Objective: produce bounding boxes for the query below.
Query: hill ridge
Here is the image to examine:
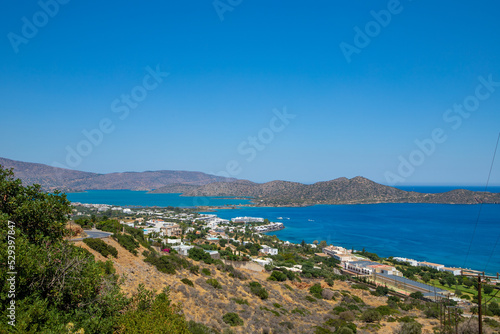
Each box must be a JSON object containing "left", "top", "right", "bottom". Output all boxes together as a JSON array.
[{"left": 2, "top": 156, "right": 499, "bottom": 206}]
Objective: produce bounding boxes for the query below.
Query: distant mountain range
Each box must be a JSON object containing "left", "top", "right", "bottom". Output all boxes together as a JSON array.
[
  {"left": 0, "top": 157, "right": 236, "bottom": 192},
  {"left": 1, "top": 157, "right": 499, "bottom": 206}
]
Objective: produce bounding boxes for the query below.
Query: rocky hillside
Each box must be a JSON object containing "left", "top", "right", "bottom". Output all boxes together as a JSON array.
[
  {"left": 0, "top": 157, "right": 236, "bottom": 191},
  {"left": 151, "top": 176, "right": 500, "bottom": 206},
  {"left": 75, "top": 237, "right": 439, "bottom": 334}
]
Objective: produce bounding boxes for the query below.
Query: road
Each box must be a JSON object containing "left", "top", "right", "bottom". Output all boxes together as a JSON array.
[{"left": 69, "top": 229, "right": 113, "bottom": 241}]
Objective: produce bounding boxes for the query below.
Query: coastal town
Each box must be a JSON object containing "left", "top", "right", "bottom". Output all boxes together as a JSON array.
[{"left": 71, "top": 202, "right": 497, "bottom": 306}]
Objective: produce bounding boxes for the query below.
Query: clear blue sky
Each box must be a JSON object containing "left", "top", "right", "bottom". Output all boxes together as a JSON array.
[{"left": 1, "top": 0, "right": 499, "bottom": 185}]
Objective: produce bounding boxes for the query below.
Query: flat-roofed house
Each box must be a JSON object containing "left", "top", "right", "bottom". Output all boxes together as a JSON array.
[
  {"left": 260, "top": 245, "right": 278, "bottom": 255},
  {"left": 418, "top": 261, "right": 445, "bottom": 271},
  {"left": 442, "top": 267, "right": 462, "bottom": 276}
]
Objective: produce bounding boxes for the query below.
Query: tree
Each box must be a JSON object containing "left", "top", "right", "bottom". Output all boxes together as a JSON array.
[
  {"left": 117, "top": 287, "right": 191, "bottom": 333},
  {"left": 301, "top": 240, "right": 306, "bottom": 248},
  {"left": 319, "top": 240, "right": 327, "bottom": 249},
  {"left": 313, "top": 240, "right": 319, "bottom": 245},
  {"left": 219, "top": 239, "right": 227, "bottom": 247},
  {"left": 483, "top": 284, "right": 494, "bottom": 295},
  {"left": 0, "top": 167, "right": 71, "bottom": 244},
  {"left": 409, "top": 291, "right": 424, "bottom": 300},
  {"left": 0, "top": 166, "right": 193, "bottom": 333}
]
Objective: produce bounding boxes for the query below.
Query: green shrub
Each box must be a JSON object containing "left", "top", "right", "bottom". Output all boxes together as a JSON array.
[
  {"left": 338, "top": 328, "right": 354, "bottom": 334},
  {"left": 376, "top": 305, "right": 398, "bottom": 316},
  {"left": 268, "top": 270, "right": 287, "bottom": 282},
  {"left": 190, "top": 265, "right": 199, "bottom": 275},
  {"left": 188, "top": 247, "right": 214, "bottom": 264},
  {"left": 314, "top": 326, "right": 333, "bottom": 334},
  {"left": 361, "top": 309, "right": 382, "bottom": 323},
  {"left": 351, "top": 283, "right": 369, "bottom": 290},
  {"left": 284, "top": 284, "right": 293, "bottom": 291},
  {"left": 399, "top": 302, "right": 414, "bottom": 311},
  {"left": 291, "top": 307, "right": 310, "bottom": 316},
  {"left": 333, "top": 306, "right": 347, "bottom": 314},
  {"left": 310, "top": 283, "right": 323, "bottom": 299},
  {"left": 144, "top": 252, "right": 191, "bottom": 275},
  {"left": 187, "top": 320, "right": 220, "bottom": 334},
  {"left": 398, "top": 316, "right": 417, "bottom": 323},
  {"left": 260, "top": 306, "right": 280, "bottom": 317},
  {"left": 201, "top": 268, "right": 211, "bottom": 276},
  {"left": 181, "top": 278, "right": 194, "bottom": 287},
  {"left": 305, "top": 295, "right": 317, "bottom": 302},
  {"left": 117, "top": 287, "right": 191, "bottom": 333},
  {"left": 83, "top": 237, "right": 118, "bottom": 258},
  {"left": 374, "top": 285, "right": 389, "bottom": 296},
  {"left": 249, "top": 281, "right": 268, "bottom": 299},
  {"left": 339, "top": 311, "right": 355, "bottom": 322},
  {"left": 395, "top": 322, "right": 422, "bottom": 334},
  {"left": 222, "top": 312, "right": 243, "bottom": 327},
  {"left": 273, "top": 303, "right": 282, "bottom": 308},
  {"left": 409, "top": 291, "right": 424, "bottom": 300},
  {"left": 352, "top": 295, "right": 364, "bottom": 304},
  {"left": 206, "top": 278, "right": 222, "bottom": 289},
  {"left": 231, "top": 298, "right": 249, "bottom": 305},
  {"left": 113, "top": 233, "right": 140, "bottom": 255},
  {"left": 347, "top": 304, "right": 360, "bottom": 311}
]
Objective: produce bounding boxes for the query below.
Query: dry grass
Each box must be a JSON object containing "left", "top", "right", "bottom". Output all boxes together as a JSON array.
[{"left": 75, "top": 238, "right": 443, "bottom": 333}]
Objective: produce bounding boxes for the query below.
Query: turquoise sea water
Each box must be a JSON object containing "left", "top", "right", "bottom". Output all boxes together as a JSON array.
[
  {"left": 211, "top": 204, "right": 500, "bottom": 275},
  {"left": 66, "top": 189, "right": 500, "bottom": 274},
  {"left": 66, "top": 190, "right": 251, "bottom": 207}
]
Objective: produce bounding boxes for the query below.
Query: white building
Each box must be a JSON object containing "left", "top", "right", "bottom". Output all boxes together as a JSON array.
[
  {"left": 253, "top": 258, "right": 273, "bottom": 266},
  {"left": 232, "top": 217, "right": 265, "bottom": 223},
  {"left": 260, "top": 245, "right": 278, "bottom": 256},
  {"left": 418, "top": 261, "right": 445, "bottom": 271},
  {"left": 442, "top": 267, "right": 462, "bottom": 276},
  {"left": 120, "top": 220, "right": 135, "bottom": 227},
  {"left": 393, "top": 257, "right": 418, "bottom": 266},
  {"left": 165, "top": 238, "right": 182, "bottom": 245},
  {"left": 171, "top": 245, "right": 193, "bottom": 256},
  {"left": 323, "top": 245, "right": 353, "bottom": 262},
  {"left": 254, "top": 222, "right": 284, "bottom": 232},
  {"left": 143, "top": 227, "right": 161, "bottom": 235}
]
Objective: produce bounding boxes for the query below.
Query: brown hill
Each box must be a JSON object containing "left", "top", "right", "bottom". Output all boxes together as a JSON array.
[
  {"left": 152, "top": 176, "right": 500, "bottom": 206},
  {"left": 74, "top": 236, "right": 438, "bottom": 333},
  {"left": 0, "top": 157, "right": 236, "bottom": 191},
  {"left": 2, "top": 157, "right": 499, "bottom": 206}
]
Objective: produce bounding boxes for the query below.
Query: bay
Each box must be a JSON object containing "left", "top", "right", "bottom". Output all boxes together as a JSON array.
[
  {"left": 66, "top": 190, "right": 251, "bottom": 207},
  {"left": 211, "top": 204, "right": 500, "bottom": 275},
  {"left": 65, "top": 190, "right": 500, "bottom": 274}
]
